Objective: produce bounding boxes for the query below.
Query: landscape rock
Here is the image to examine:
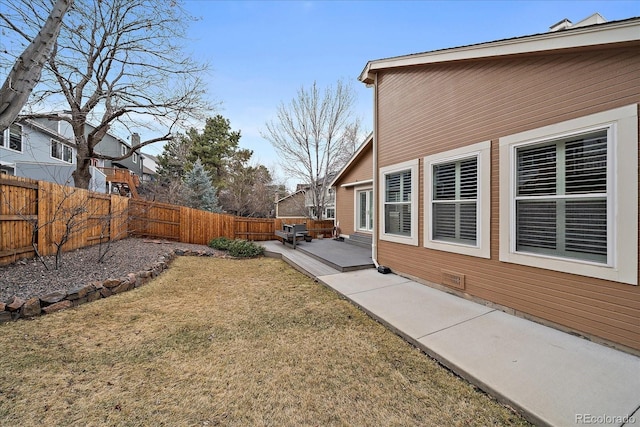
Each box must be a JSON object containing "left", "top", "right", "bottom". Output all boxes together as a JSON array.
[
  {"left": 21, "top": 297, "right": 41, "bottom": 317},
  {"left": 39, "top": 291, "right": 67, "bottom": 306},
  {"left": 67, "top": 284, "right": 94, "bottom": 300},
  {"left": 5, "top": 296, "right": 25, "bottom": 312},
  {"left": 42, "top": 300, "right": 72, "bottom": 314},
  {"left": 103, "top": 278, "right": 121, "bottom": 289},
  {"left": 87, "top": 291, "right": 101, "bottom": 302},
  {"left": 72, "top": 297, "right": 88, "bottom": 307},
  {"left": 100, "top": 287, "right": 113, "bottom": 298},
  {"left": 0, "top": 311, "right": 12, "bottom": 323}
]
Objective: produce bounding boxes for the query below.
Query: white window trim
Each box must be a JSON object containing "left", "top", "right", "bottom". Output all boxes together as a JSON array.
[
  {"left": 379, "top": 159, "right": 419, "bottom": 246},
  {"left": 499, "top": 104, "right": 638, "bottom": 285},
  {"left": 354, "top": 186, "right": 374, "bottom": 234},
  {"left": 132, "top": 152, "right": 138, "bottom": 164},
  {"left": 424, "top": 140, "right": 491, "bottom": 258},
  {"left": 50, "top": 139, "right": 74, "bottom": 164},
  {"left": 2, "top": 124, "right": 23, "bottom": 153},
  {"left": 121, "top": 143, "right": 127, "bottom": 156}
]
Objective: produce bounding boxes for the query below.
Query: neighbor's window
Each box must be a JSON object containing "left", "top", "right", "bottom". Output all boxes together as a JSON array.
[
  {"left": 133, "top": 152, "right": 138, "bottom": 164},
  {"left": 380, "top": 159, "right": 419, "bottom": 245},
  {"left": 51, "top": 140, "right": 73, "bottom": 163},
  {"left": 515, "top": 129, "right": 608, "bottom": 263},
  {"left": 1, "top": 124, "right": 23, "bottom": 152},
  {"left": 121, "top": 143, "right": 127, "bottom": 156}
]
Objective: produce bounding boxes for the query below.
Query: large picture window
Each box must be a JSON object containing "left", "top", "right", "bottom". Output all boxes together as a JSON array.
[
  {"left": 499, "top": 104, "right": 637, "bottom": 285},
  {"left": 515, "top": 130, "right": 607, "bottom": 263},
  {"left": 380, "top": 159, "right": 419, "bottom": 245}
]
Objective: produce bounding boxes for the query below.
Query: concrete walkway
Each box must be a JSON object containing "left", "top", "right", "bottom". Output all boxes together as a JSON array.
[{"left": 263, "top": 241, "right": 640, "bottom": 427}]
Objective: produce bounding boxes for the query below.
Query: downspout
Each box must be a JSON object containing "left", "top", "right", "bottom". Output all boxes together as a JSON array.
[{"left": 371, "top": 73, "right": 379, "bottom": 268}]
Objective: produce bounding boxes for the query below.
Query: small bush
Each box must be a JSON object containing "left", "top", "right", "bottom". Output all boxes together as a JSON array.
[
  {"left": 228, "top": 239, "right": 264, "bottom": 258},
  {"left": 208, "top": 237, "right": 233, "bottom": 251}
]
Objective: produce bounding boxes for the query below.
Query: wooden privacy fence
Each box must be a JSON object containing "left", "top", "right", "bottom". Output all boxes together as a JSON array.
[{"left": 0, "top": 175, "right": 335, "bottom": 265}]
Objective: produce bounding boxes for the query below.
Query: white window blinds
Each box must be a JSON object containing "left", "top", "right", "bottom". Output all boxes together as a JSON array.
[{"left": 515, "top": 129, "right": 608, "bottom": 263}]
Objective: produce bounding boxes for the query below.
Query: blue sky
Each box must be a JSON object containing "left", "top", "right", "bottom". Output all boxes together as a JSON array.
[{"left": 144, "top": 0, "right": 639, "bottom": 182}]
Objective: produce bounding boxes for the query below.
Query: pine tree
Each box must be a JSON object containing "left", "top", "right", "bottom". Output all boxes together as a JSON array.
[{"left": 183, "top": 159, "right": 222, "bottom": 213}]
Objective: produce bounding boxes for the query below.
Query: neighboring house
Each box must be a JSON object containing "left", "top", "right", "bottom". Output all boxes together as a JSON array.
[
  {"left": 275, "top": 189, "right": 307, "bottom": 218},
  {"left": 278, "top": 177, "right": 337, "bottom": 220},
  {"left": 0, "top": 113, "right": 143, "bottom": 195},
  {"left": 304, "top": 183, "right": 336, "bottom": 220},
  {"left": 358, "top": 14, "right": 640, "bottom": 353},
  {"left": 0, "top": 118, "right": 106, "bottom": 192},
  {"left": 141, "top": 153, "right": 159, "bottom": 183},
  {"left": 330, "top": 133, "right": 373, "bottom": 242}
]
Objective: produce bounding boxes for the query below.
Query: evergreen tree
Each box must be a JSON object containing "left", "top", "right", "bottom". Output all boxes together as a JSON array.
[
  {"left": 156, "top": 134, "right": 193, "bottom": 181},
  {"left": 187, "top": 115, "right": 253, "bottom": 186},
  {"left": 183, "top": 159, "right": 222, "bottom": 213}
]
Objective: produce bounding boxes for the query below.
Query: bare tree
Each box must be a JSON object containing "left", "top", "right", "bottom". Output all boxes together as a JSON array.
[
  {"left": 2, "top": 0, "right": 210, "bottom": 189},
  {"left": 262, "top": 80, "right": 359, "bottom": 220},
  {"left": 0, "top": 0, "right": 73, "bottom": 129}
]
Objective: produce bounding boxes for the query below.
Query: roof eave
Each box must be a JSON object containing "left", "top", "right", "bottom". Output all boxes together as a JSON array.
[
  {"left": 358, "top": 18, "right": 640, "bottom": 83},
  {"left": 330, "top": 132, "right": 374, "bottom": 187}
]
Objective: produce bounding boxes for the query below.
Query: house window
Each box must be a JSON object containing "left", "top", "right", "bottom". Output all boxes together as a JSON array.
[
  {"left": 499, "top": 104, "right": 637, "bottom": 285},
  {"left": 1, "top": 124, "right": 23, "bottom": 152},
  {"left": 424, "top": 140, "right": 490, "bottom": 258},
  {"left": 51, "top": 140, "right": 74, "bottom": 163},
  {"left": 325, "top": 208, "right": 335, "bottom": 219},
  {"left": 515, "top": 130, "right": 607, "bottom": 263},
  {"left": 380, "top": 159, "right": 419, "bottom": 245},
  {"left": 132, "top": 152, "right": 138, "bottom": 164},
  {"left": 432, "top": 158, "right": 477, "bottom": 244},
  {"left": 121, "top": 143, "right": 127, "bottom": 156}
]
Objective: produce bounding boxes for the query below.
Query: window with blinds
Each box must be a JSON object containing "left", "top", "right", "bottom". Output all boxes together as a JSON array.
[
  {"left": 384, "top": 170, "right": 412, "bottom": 236},
  {"left": 515, "top": 129, "right": 608, "bottom": 263},
  {"left": 432, "top": 157, "right": 478, "bottom": 245}
]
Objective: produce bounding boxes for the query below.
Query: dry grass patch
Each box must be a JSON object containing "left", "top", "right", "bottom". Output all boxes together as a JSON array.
[{"left": 0, "top": 257, "right": 531, "bottom": 426}]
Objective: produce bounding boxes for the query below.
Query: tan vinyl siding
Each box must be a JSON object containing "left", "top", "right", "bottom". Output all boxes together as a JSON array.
[
  {"left": 375, "top": 45, "right": 640, "bottom": 352},
  {"left": 334, "top": 145, "right": 373, "bottom": 236}
]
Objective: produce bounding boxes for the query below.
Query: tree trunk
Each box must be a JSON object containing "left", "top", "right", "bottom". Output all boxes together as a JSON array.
[
  {"left": 0, "top": 0, "right": 73, "bottom": 129},
  {"left": 72, "top": 141, "right": 92, "bottom": 189}
]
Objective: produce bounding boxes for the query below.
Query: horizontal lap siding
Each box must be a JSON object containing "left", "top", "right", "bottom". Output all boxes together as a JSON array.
[
  {"left": 335, "top": 145, "right": 373, "bottom": 235},
  {"left": 375, "top": 46, "right": 640, "bottom": 351},
  {"left": 335, "top": 186, "right": 355, "bottom": 235}
]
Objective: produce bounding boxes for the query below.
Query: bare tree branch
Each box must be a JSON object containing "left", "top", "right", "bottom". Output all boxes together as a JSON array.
[
  {"left": 262, "top": 80, "right": 361, "bottom": 220},
  {"left": 0, "top": 0, "right": 73, "bottom": 129},
  {"left": 3, "top": 0, "right": 211, "bottom": 189}
]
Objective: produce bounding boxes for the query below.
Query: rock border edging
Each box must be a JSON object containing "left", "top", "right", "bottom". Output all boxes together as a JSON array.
[{"left": 0, "top": 248, "right": 214, "bottom": 323}]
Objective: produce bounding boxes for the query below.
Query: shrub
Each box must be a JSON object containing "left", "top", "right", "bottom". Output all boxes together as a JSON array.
[
  {"left": 228, "top": 239, "right": 264, "bottom": 258},
  {"left": 208, "top": 237, "right": 233, "bottom": 251}
]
